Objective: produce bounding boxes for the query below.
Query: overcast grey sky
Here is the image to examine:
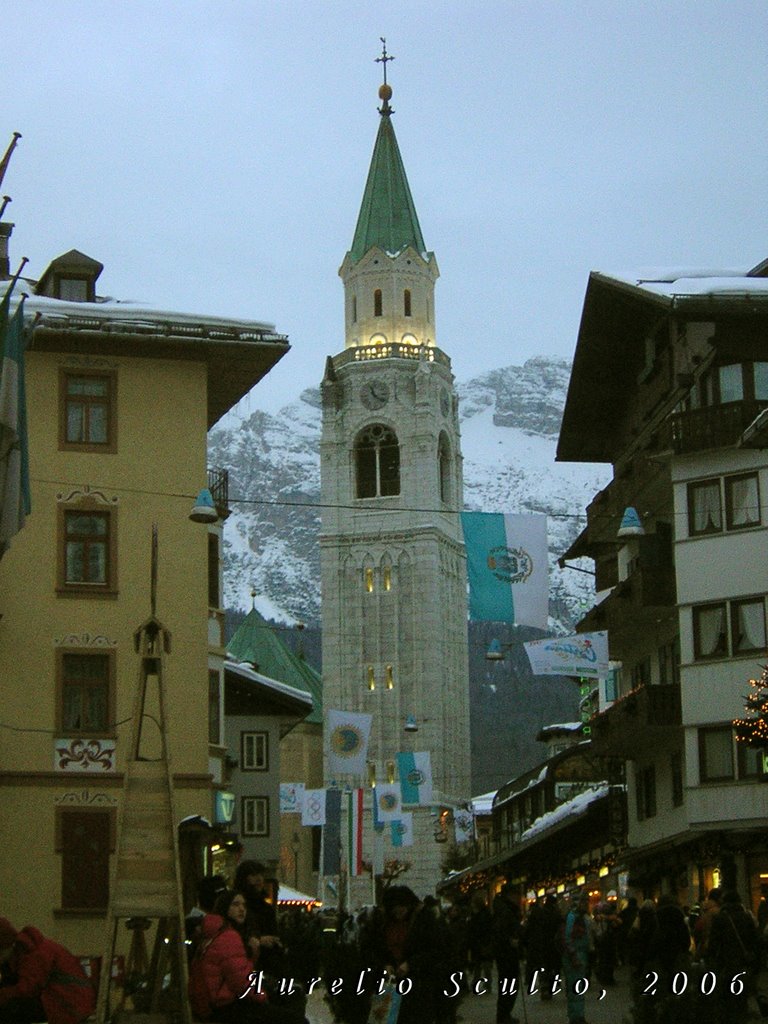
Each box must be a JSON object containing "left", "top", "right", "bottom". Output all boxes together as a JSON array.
[{"left": 3, "top": 1, "right": 766, "bottom": 415}]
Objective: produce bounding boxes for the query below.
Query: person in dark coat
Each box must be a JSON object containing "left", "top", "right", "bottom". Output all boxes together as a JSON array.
[
  {"left": 0, "top": 918, "right": 95, "bottom": 1024},
  {"left": 625, "top": 900, "right": 658, "bottom": 1024},
  {"left": 466, "top": 892, "right": 493, "bottom": 987},
  {"left": 707, "top": 889, "right": 760, "bottom": 1024},
  {"left": 359, "top": 886, "right": 448, "bottom": 1024},
  {"left": 523, "top": 894, "right": 561, "bottom": 1000},
  {"left": 491, "top": 885, "right": 522, "bottom": 1024}
]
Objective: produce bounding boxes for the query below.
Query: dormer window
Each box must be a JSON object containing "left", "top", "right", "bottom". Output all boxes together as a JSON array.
[
  {"left": 35, "top": 249, "right": 103, "bottom": 303},
  {"left": 57, "top": 277, "right": 91, "bottom": 302}
]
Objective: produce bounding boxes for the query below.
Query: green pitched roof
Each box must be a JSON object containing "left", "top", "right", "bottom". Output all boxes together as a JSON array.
[
  {"left": 348, "top": 108, "right": 426, "bottom": 265},
  {"left": 227, "top": 609, "right": 322, "bottom": 725}
]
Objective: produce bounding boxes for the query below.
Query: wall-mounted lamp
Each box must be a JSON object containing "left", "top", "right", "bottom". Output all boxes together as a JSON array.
[{"left": 189, "top": 488, "right": 218, "bottom": 524}]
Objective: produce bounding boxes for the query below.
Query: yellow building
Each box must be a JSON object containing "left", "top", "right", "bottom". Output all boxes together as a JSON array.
[{"left": 0, "top": 241, "right": 288, "bottom": 957}]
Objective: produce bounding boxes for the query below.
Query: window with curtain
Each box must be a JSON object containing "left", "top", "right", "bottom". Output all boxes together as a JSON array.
[
  {"left": 699, "top": 726, "right": 734, "bottom": 782},
  {"left": 731, "top": 598, "right": 766, "bottom": 654},
  {"left": 754, "top": 361, "right": 768, "bottom": 401},
  {"left": 60, "top": 652, "right": 110, "bottom": 733},
  {"left": 725, "top": 473, "right": 760, "bottom": 530},
  {"left": 719, "top": 364, "right": 744, "bottom": 403},
  {"left": 693, "top": 603, "right": 728, "bottom": 659},
  {"left": 688, "top": 479, "right": 722, "bottom": 535}
]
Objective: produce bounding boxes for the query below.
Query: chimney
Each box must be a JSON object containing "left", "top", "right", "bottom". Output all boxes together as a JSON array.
[{"left": 0, "top": 221, "right": 12, "bottom": 279}]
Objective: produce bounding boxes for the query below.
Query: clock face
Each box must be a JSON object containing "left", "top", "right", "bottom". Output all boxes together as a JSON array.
[
  {"left": 360, "top": 380, "right": 390, "bottom": 410},
  {"left": 440, "top": 389, "right": 450, "bottom": 417}
]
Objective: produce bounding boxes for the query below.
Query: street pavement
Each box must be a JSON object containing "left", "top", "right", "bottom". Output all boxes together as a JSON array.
[{"left": 306, "top": 964, "right": 635, "bottom": 1024}]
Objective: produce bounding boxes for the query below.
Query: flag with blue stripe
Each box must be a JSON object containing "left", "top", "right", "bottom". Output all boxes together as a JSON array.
[
  {"left": 461, "top": 511, "right": 548, "bottom": 628},
  {"left": 397, "top": 751, "right": 433, "bottom": 806}
]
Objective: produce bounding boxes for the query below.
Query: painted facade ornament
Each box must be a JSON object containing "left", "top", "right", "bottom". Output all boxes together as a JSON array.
[{"left": 54, "top": 737, "right": 116, "bottom": 772}]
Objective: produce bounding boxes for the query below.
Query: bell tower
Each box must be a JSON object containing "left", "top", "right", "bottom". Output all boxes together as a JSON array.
[{"left": 320, "top": 51, "right": 471, "bottom": 897}]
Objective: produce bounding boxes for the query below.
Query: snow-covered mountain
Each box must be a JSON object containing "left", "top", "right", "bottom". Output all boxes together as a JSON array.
[{"left": 208, "top": 356, "right": 610, "bottom": 630}]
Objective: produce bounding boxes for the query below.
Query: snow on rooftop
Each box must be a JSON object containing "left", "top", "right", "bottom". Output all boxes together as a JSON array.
[
  {"left": 540, "top": 722, "right": 583, "bottom": 734},
  {"left": 599, "top": 267, "right": 768, "bottom": 301},
  {"left": 224, "top": 657, "right": 313, "bottom": 706},
  {"left": 14, "top": 285, "right": 277, "bottom": 333},
  {"left": 471, "top": 790, "right": 497, "bottom": 814},
  {"left": 520, "top": 783, "right": 608, "bottom": 842}
]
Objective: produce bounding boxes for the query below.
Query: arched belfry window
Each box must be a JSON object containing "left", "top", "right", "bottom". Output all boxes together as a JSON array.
[
  {"left": 438, "top": 433, "right": 451, "bottom": 503},
  {"left": 374, "top": 289, "right": 383, "bottom": 317},
  {"left": 404, "top": 289, "right": 412, "bottom": 317},
  {"left": 355, "top": 425, "right": 400, "bottom": 498}
]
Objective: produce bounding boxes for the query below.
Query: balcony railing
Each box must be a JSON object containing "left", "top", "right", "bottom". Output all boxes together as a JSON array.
[
  {"left": 207, "top": 467, "right": 229, "bottom": 513},
  {"left": 589, "top": 684, "right": 682, "bottom": 758},
  {"left": 667, "top": 400, "right": 768, "bottom": 454},
  {"left": 332, "top": 343, "right": 451, "bottom": 370}
]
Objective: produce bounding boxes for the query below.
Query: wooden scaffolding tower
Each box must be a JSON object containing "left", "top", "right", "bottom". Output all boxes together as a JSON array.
[{"left": 96, "top": 528, "right": 192, "bottom": 1024}]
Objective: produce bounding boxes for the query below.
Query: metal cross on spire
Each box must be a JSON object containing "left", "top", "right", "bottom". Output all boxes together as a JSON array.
[{"left": 376, "top": 37, "right": 394, "bottom": 85}]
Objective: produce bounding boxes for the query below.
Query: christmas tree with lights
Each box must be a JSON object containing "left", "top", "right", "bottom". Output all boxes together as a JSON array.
[{"left": 733, "top": 665, "right": 768, "bottom": 750}]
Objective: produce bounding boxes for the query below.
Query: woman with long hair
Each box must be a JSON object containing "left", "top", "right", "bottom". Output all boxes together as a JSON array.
[{"left": 188, "top": 889, "right": 304, "bottom": 1024}]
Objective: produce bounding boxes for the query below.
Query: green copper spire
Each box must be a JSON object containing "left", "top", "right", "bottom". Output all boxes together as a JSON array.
[{"left": 347, "top": 64, "right": 427, "bottom": 265}]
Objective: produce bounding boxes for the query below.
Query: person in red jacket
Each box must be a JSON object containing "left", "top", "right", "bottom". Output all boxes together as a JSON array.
[
  {"left": 0, "top": 917, "right": 95, "bottom": 1024},
  {"left": 188, "top": 892, "right": 304, "bottom": 1024}
]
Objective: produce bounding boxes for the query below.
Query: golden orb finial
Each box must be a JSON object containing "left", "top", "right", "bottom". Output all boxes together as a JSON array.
[{"left": 379, "top": 83, "right": 393, "bottom": 102}]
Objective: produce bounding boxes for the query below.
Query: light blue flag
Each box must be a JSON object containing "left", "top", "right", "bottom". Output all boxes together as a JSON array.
[
  {"left": 461, "top": 511, "right": 548, "bottom": 628},
  {"left": 397, "top": 751, "right": 433, "bottom": 806},
  {"left": 390, "top": 813, "right": 413, "bottom": 847}
]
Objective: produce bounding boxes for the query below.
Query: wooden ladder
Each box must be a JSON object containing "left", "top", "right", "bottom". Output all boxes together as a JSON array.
[{"left": 96, "top": 529, "right": 192, "bottom": 1024}]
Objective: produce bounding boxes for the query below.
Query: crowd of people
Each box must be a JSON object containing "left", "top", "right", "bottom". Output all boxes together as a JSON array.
[{"left": 1, "top": 876, "right": 767, "bottom": 1024}]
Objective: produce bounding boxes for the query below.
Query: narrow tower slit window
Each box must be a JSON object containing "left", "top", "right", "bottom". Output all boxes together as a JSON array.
[
  {"left": 367, "top": 665, "right": 376, "bottom": 690},
  {"left": 385, "top": 664, "right": 394, "bottom": 689},
  {"left": 365, "top": 567, "right": 374, "bottom": 592},
  {"left": 374, "top": 289, "right": 383, "bottom": 316},
  {"left": 404, "top": 289, "right": 411, "bottom": 316},
  {"left": 438, "top": 434, "right": 451, "bottom": 504},
  {"left": 352, "top": 295, "right": 357, "bottom": 323},
  {"left": 383, "top": 566, "right": 392, "bottom": 591}
]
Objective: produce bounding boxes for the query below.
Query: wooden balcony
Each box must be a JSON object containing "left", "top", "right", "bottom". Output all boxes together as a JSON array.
[
  {"left": 667, "top": 400, "right": 768, "bottom": 454},
  {"left": 589, "top": 684, "right": 682, "bottom": 758},
  {"left": 207, "top": 466, "right": 229, "bottom": 515}
]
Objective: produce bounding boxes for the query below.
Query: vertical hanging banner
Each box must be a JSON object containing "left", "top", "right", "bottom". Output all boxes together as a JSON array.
[
  {"left": 327, "top": 710, "right": 372, "bottom": 776},
  {"left": 454, "top": 808, "right": 474, "bottom": 844},
  {"left": 301, "top": 788, "right": 327, "bottom": 826},
  {"left": 347, "top": 788, "right": 364, "bottom": 876},
  {"left": 461, "top": 511, "right": 549, "bottom": 628},
  {"left": 0, "top": 294, "right": 31, "bottom": 555},
  {"left": 279, "top": 783, "right": 305, "bottom": 814},
  {"left": 322, "top": 788, "right": 342, "bottom": 875},
  {"left": 390, "top": 813, "right": 414, "bottom": 848},
  {"left": 397, "top": 751, "right": 434, "bottom": 806},
  {"left": 374, "top": 783, "right": 402, "bottom": 822}
]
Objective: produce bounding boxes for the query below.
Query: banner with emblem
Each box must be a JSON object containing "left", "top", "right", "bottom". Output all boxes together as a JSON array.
[
  {"left": 454, "top": 808, "right": 474, "bottom": 844},
  {"left": 280, "top": 782, "right": 305, "bottom": 814},
  {"left": 523, "top": 631, "right": 609, "bottom": 678},
  {"left": 461, "top": 511, "right": 548, "bottom": 628},
  {"left": 301, "top": 788, "right": 327, "bottom": 826},
  {"left": 397, "top": 751, "right": 434, "bottom": 806},
  {"left": 373, "top": 783, "right": 402, "bottom": 822},
  {"left": 390, "top": 813, "right": 414, "bottom": 848},
  {"left": 327, "top": 709, "right": 372, "bottom": 776}
]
